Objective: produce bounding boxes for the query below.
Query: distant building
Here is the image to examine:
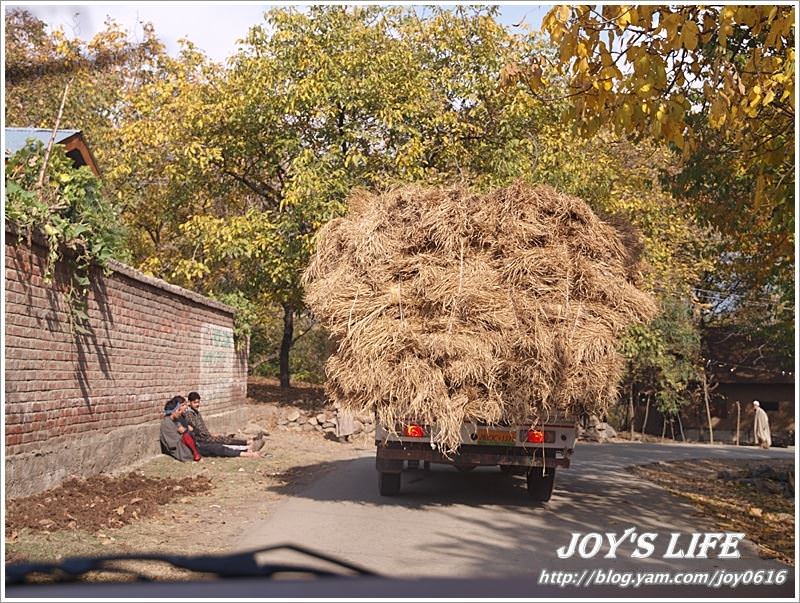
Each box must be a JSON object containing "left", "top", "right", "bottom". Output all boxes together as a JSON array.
[
  {"left": 697, "top": 363, "right": 795, "bottom": 444},
  {"left": 684, "top": 326, "right": 794, "bottom": 445},
  {"left": 635, "top": 328, "right": 794, "bottom": 445},
  {"left": 4, "top": 127, "right": 100, "bottom": 176}
]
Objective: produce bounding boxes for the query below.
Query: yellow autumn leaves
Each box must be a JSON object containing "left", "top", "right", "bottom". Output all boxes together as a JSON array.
[{"left": 533, "top": 5, "right": 794, "bottom": 156}]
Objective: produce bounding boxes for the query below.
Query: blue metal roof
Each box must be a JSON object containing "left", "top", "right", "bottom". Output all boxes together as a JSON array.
[{"left": 5, "top": 128, "right": 81, "bottom": 157}]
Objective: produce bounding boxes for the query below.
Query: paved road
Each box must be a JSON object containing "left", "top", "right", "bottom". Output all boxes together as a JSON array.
[{"left": 239, "top": 442, "right": 794, "bottom": 594}]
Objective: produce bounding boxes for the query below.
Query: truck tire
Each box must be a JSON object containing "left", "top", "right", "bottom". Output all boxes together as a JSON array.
[
  {"left": 378, "top": 471, "right": 401, "bottom": 496},
  {"left": 526, "top": 467, "right": 556, "bottom": 502}
]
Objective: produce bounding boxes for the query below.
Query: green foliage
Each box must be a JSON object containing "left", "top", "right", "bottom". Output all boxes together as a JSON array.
[
  {"left": 522, "top": 5, "right": 795, "bottom": 363},
  {"left": 249, "top": 309, "right": 335, "bottom": 384},
  {"left": 621, "top": 296, "right": 702, "bottom": 415},
  {"left": 7, "top": 6, "right": 789, "bottom": 398},
  {"left": 5, "top": 140, "right": 126, "bottom": 331},
  {"left": 670, "top": 145, "right": 794, "bottom": 361}
]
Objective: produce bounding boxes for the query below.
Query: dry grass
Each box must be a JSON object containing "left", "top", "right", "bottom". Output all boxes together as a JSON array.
[{"left": 303, "top": 182, "right": 655, "bottom": 453}]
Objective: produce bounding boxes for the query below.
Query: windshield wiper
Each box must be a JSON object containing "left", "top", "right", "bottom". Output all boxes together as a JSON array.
[{"left": 5, "top": 543, "right": 379, "bottom": 584}]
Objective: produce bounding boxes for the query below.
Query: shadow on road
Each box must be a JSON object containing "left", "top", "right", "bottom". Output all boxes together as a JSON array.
[
  {"left": 267, "top": 442, "right": 793, "bottom": 511},
  {"left": 267, "top": 453, "right": 711, "bottom": 536},
  {"left": 248, "top": 443, "right": 794, "bottom": 594},
  {"left": 271, "top": 456, "right": 545, "bottom": 508}
]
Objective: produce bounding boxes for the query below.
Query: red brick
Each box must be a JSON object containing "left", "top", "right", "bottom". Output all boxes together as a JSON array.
[{"left": 5, "top": 236, "right": 247, "bottom": 441}]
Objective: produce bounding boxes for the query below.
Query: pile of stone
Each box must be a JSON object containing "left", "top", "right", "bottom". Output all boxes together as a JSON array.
[
  {"left": 276, "top": 407, "right": 376, "bottom": 438},
  {"left": 718, "top": 464, "right": 794, "bottom": 498},
  {"left": 577, "top": 416, "right": 618, "bottom": 442}
]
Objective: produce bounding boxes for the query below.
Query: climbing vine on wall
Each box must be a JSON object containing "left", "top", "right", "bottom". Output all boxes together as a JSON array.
[{"left": 5, "top": 140, "right": 126, "bottom": 332}]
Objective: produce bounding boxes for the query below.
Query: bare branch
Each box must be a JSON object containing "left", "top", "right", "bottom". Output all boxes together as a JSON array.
[{"left": 36, "top": 76, "right": 74, "bottom": 192}]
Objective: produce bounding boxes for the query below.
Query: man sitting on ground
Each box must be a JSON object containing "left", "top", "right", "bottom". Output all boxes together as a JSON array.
[
  {"left": 160, "top": 397, "right": 261, "bottom": 461},
  {"left": 185, "top": 391, "right": 265, "bottom": 452},
  {"left": 160, "top": 398, "right": 200, "bottom": 462}
]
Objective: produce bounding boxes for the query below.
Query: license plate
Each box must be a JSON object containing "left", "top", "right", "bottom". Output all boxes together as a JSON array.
[{"left": 476, "top": 428, "right": 515, "bottom": 444}]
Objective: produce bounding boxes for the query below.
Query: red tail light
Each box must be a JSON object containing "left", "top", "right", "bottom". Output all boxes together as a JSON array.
[
  {"left": 526, "top": 429, "right": 545, "bottom": 443},
  {"left": 403, "top": 424, "right": 425, "bottom": 438}
]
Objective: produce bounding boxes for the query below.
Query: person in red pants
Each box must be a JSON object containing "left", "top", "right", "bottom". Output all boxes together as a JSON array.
[
  {"left": 160, "top": 396, "right": 260, "bottom": 461},
  {"left": 160, "top": 397, "right": 201, "bottom": 461}
]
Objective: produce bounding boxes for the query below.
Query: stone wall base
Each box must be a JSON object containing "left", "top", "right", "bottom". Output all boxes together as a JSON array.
[{"left": 5, "top": 407, "right": 248, "bottom": 498}]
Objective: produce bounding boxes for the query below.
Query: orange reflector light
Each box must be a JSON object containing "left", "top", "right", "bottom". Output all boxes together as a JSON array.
[
  {"left": 526, "top": 429, "right": 545, "bottom": 444},
  {"left": 403, "top": 424, "right": 425, "bottom": 438}
]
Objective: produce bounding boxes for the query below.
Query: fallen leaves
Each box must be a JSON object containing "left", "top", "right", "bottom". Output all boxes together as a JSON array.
[
  {"left": 632, "top": 459, "right": 794, "bottom": 565},
  {"left": 6, "top": 473, "right": 213, "bottom": 536}
]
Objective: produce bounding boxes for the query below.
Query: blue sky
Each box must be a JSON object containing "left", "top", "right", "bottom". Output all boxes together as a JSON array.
[{"left": 11, "top": 3, "right": 552, "bottom": 63}]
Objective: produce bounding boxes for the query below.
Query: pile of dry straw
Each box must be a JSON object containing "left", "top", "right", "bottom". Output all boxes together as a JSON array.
[{"left": 303, "top": 182, "right": 656, "bottom": 452}]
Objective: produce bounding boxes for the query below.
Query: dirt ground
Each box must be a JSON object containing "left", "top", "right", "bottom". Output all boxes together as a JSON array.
[
  {"left": 632, "top": 459, "right": 795, "bottom": 565},
  {"left": 246, "top": 376, "right": 326, "bottom": 411},
  {"left": 6, "top": 474, "right": 212, "bottom": 536},
  {"left": 8, "top": 381, "right": 793, "bottom": 581},
  {"left": 5, "top": 380, "right": 370, "bottom": 580}
]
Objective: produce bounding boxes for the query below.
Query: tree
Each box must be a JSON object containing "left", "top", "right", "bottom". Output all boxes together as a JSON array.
[
  {"left": 505, "top": 3, "right": 794, "bottom": 373},
  {"left": 8, "top": 6, "right": 746, "bottom": 397},
  {"left": 159, "top": 6, "right": 556, "bottom": 387},
  {"left": 5, "top": 9, "right": 176, "bottom": 274},
  {"left": 5, "top": 9, "right": 166, "bottom": 152},
  {"left": 620, "top": 296, "right": 703, "bottom": 439},
  {"left": 109, "top": 6, "right": 718, "bottom": 388},
  {"left": 101, "top": 41, "right": 226, "bottom": 274}
]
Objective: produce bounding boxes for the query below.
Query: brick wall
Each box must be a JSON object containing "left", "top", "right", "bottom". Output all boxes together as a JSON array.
[{"left": 4, "top": 230, "right": 248, "bottom": 497}]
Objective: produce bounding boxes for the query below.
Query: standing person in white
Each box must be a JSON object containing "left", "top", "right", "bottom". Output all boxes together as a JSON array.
[{"left": 752, "top": 400, "right": 772, "bottom": 449}]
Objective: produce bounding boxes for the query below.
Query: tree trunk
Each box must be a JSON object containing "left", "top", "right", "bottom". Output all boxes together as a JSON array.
[
  {"left": 735, "top": 401, "right": 741, "bottom": 446},
  {"left": 660, "top": 416, "right": 666, "bottom": 442},
  {"left": 677, "top": 412, "right": 686, "bottom": 442},
  {"left": 641, "top": 394, "right": 651, "bottom": 435},
  {"left": 279, "top": 303, "right": 294, "bottom": 389},
  {"left": 702, "top": 371, "right": 714, "bottom": 444},
  {"left": 629, "top": 385, "right": 635, "bottom": 441},
  {"left": 669, "top": 417, "right": 676, "bottom": 440}
]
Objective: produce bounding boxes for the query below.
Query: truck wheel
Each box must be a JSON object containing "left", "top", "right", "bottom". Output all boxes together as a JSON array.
[
  {"left": 526, "top": 467, "right": 556, "bottom": 502},
  {"left": 378, "top": 472, "right": 401, "bottom": 496}
]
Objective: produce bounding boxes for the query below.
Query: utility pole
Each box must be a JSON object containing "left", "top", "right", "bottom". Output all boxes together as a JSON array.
[
  {"left": 629, "top": 385, "right": 635, "bottom": 441},
  {"left": 702, "top": 364, "right": 714, "bottom": 445}
]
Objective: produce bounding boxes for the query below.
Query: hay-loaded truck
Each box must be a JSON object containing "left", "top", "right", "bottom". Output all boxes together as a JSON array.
[
  {"left": 375, "top": 419, "right": 577, "bottom": 501},
  {"left": 302, "top": 183, "right": 653, "bottom": 504}
]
